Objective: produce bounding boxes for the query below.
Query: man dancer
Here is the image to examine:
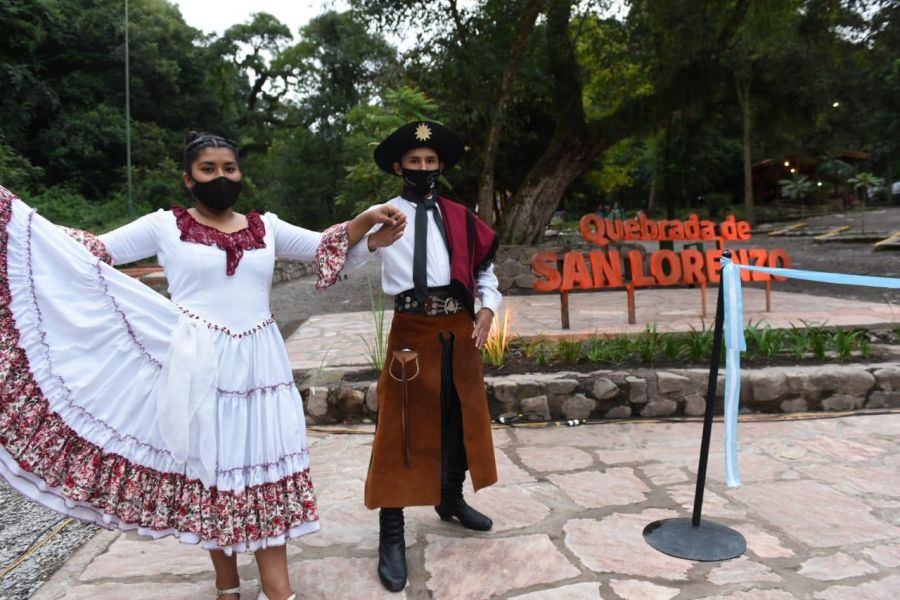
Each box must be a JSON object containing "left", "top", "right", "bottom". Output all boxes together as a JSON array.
[{"left": 364, "top": 121, "right": 501, "bottom": 592}]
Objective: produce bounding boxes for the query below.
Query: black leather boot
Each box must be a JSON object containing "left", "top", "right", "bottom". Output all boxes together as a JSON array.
[
  {"left": 434, "top": 468, "right": 493, "bottom": 531},
  {"left": 378, "top": 508, "right": 407, "bottom": 592}
]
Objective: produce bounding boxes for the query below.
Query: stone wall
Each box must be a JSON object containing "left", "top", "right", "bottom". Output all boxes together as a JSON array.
[
  {"left": 272, "top": 259, "right": 317, "bottom": 284},
  {"left": 295, "top": 362, "right": 900, "bottom": 425}
]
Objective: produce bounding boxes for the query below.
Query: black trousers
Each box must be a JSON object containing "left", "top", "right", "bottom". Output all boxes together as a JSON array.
[{"left": 439, "top": 331, "right": 468, "bottom": 479}]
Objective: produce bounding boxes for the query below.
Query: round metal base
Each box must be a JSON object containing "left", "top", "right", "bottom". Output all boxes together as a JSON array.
[{"left": 643, "top": 518, "right": 746, "bottom": 561}]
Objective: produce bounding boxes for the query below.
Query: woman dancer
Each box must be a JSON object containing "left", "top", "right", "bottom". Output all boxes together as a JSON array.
[{"left": 0, "top": 132, "right": 405, "bottom": 600}]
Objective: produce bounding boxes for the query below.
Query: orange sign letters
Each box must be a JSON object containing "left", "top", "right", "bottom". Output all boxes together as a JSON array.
[{"left": 532, "top": 214, "right": 791, "bottom": 293}]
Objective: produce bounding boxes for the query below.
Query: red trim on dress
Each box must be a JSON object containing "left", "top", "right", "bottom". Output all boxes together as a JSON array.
[
  {"left": 0, "top": 188, "right": 318, "bottom": 549},
  {"left": 172, "top": 206, "right": 266, "bottom": 276}
]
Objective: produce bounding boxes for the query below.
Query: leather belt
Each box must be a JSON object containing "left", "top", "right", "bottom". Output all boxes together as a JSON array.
[{"left": 394, "top": 287, "right": 465, "bottom": 316}]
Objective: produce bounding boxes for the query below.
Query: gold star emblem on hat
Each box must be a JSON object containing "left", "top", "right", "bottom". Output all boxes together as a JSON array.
[{"left": 414, "top": 123, "right": 432, "bottom": 142}]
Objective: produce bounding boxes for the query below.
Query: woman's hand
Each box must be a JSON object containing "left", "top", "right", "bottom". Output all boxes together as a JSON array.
[
  {"left": 367, "top": 204, "right": 407, "bottom": 228},
  {"left": 472, "top": 308, "right": 494, "bottom": 349}
]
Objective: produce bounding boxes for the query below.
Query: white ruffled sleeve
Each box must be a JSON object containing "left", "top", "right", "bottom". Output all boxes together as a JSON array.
[
  {"left": 268, "top": 213, "right": 370, "bottom": 289},
  {"left": 98, "top": 210, "right": 164, "bottom": 265}
]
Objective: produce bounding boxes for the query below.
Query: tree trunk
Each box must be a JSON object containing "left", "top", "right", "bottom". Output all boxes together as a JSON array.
[
  {"left": 735, "top": 76, "right": 755, "bottom": 224},
  {"left": 500, "top": 134, "right": 604, "bottom": 244},
  {"left": 476, "top": 0, "right": 544, "bottom": 225},
  {"left": 646, "top": 170, "right": 657, "bottom": 216},
  {"left": 500, "top": 0, "right": 588, "bottom": 244}
]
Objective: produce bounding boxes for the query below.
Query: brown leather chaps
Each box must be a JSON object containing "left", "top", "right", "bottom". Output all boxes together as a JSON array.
[{"left": 364, "top": 311, "right": 497, "bottom": 509}]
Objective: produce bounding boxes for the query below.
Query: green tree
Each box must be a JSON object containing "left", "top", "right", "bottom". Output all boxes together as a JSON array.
[
  {"left": 212, "top": 12, "right": 295, "bottom": 154},
  {"left": 779, "top": 174, "right": 813, "bottom": 202}
]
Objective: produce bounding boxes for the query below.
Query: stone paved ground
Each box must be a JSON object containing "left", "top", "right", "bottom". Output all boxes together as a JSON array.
[{"left": 32, "top": 412, "right": 900, "bottom": 599}]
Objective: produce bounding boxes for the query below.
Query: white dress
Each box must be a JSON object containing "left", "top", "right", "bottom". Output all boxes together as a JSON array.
[{"left": 0, "top": 185, "right": 361, "bottom": 553}]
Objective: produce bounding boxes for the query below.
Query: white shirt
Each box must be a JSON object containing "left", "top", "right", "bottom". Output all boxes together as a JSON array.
[
  {"left": 368, "top": 197, "right": 502, "bottom": 314},
  {"left": 99, "top": 210, "right": 371, "bottom": 331}
]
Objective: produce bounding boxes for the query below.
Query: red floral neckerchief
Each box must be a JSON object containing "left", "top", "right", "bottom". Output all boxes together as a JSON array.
[{"left": 172, "top": 206, "right": 266, "bottom": 276}]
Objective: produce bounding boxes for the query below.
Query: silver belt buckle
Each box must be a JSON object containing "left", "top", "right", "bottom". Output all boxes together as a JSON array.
[
  {"left": 432, "top": 296, "right": 460, "bottom": 315},
  {"left": 426, "top": 296, "right": 439, "bottom": 316}
]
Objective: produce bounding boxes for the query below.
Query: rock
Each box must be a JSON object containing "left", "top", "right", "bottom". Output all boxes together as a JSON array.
[
  {"left": 515, "top": 379, "right": 543, "bottom": 398},
  {"left": 713, "top": 372, "right": 752, "bottom": 400},
  {"left": 626, "top": 376, "right": 648, "bottom": 404},
  {"left": 797, "top": 552, "right": 877, "bottom": 581},
  {"left": 520, "top": 395, "right": 551, "bottom": 420},
  {"left": 492, "top": 381, "right": 518, "bottom": 413},
  {"left": 809, "top": 367, "right": 875, "bottom": 397},
  {"left": 822, "top": 394, "right": 863, "bottom": 411},
  {"left": 641, "top": 398, "right": 677, "bottom": 417},
  {"left": 338, "top": 387, "right": 365, "bottom": 420},
  {"left": 656, "top": 372, "right": 690, "bottom": 394},
  {"left": 547, "top": 378, "right": 578, "bottom": 395},
  {"left": 873, "top": 366, "right": 900, "bottom": 391},
  {"left": 684, "top": 393, "right": 706, "bottom": 416},
  {"left": 307, "top": 388, "right": 329, "bottom": 418},
  {"left": 867, "top": 391, "right": 900, "bottom": 409},
  {"left": 784, "top": 369, "right": 811, "bottom": 393},
  {"left": 514, "top": 274, "right": 536, "bottom": 289},
  {"left": 497, "top": 275, "right": 514, "bottom": 293},
  {"left": 498, "top": 257, "right": 522, "bottom": 271},
  {"left": 715, "top": 374, "right": 725, "bottom": 397},
  {"left": 780, "top": 398, "right": 808, "bottom": 413},
  {"left": 562, "top": 394, "right": 595, "bottom": 421},
  {"left": 605, "top": 405, "right": 632, "bottom": 419},
  {"left": 592, "top": 378, "right": 619, "bottom": 400},
  {"left": 365, "top": 382, "right": 378, "bottom": 413},
  {"left": 751, "top": 369, "right": 787, "bottom": 402}
]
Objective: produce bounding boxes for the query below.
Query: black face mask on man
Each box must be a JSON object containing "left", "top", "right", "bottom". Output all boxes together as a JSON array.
[
  {"left": 191, "top": 176, "right": 243, "bottom": 210},
  {"left": 401, "top": 168, "right": 440, "bottom": 197}
]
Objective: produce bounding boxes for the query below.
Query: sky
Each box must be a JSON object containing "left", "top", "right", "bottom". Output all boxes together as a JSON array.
[{"left": 172, "top": 0, "right": 349, "bottom": 36}]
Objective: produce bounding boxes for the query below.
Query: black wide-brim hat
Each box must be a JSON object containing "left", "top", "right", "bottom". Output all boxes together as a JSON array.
[{"left": 373, "top": 121, "right": 464, "bottom": 175}]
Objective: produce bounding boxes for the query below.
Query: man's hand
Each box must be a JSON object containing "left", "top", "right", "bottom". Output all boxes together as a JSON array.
[{"left": 472, "top": 308, "right": 494, "bottom": 350}]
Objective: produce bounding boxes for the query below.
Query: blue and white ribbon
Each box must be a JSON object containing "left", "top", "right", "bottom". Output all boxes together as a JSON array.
[{"left": 719, "top": 258, "right": 899, "bottom": 488}]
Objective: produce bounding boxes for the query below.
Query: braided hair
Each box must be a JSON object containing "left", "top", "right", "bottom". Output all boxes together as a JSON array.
[{"left": 181, "top": 131, "right": 240, "bottom": 174}]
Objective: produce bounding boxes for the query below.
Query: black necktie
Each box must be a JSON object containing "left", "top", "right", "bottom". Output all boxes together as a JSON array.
[{"left": 413, "top": 196, "right": 437, "bottom": 301}]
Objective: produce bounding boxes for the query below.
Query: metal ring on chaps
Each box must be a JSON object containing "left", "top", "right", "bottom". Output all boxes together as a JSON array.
[{"left": 389, "top": 349, "right": 419, "bottom": 468}]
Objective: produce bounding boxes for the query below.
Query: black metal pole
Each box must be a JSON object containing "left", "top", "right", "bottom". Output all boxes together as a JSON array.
[
  {"left": 643, "top": 250, "right": 745, "bottom": 561},
  {"left": 690, "top": 249, "right": 729, "bottom": 526}
]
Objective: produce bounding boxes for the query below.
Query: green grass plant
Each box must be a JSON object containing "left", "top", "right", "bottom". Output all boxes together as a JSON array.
[
  {"left": 359, "top": 274, "right": 388, "bottom": 370},
  {"left": 683, "top": 322, "right": 714, "bottom": 362},
  {"left": 501, "top": 322, "right": 878, "bottom": 369},
  {"left": 662, "top": 334, "right": 683, "bottom": 361},
  {"left": 635, "top": 324, "right": 664, "bottom": 363},
  {"left": 799, "top": 320, "right": 829, "bottom": 360},
  {"left": 744, "top": 320, "right": 787, "bottom": 360},
  {"left": 555, "top": 338, "right": 583, "bottom": 364}
]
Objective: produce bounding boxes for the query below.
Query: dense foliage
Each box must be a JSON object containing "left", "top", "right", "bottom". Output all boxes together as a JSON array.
[{"left": 0, "top": 0, "right": 896, "bottom": 239}]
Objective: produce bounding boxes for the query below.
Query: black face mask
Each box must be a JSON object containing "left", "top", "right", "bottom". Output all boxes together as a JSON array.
[
  {"left": 402, "top": 168, "right": 440, "bottom": 197},
  {"left": 191, "top": 176, "right": 243, "bottom": 210}
]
